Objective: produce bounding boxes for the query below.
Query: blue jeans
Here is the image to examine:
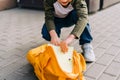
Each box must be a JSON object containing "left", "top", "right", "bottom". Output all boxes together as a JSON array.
[{"left": 41, "top": 10, "right": 93, "bottom": 45}]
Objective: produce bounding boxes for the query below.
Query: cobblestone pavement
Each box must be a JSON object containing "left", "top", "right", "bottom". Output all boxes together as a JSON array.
[{"left": 0, "top": 3, "right": 120, "bottom": 80}]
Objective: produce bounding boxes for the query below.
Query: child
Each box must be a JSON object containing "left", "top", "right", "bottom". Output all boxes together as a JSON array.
[{"left": 41, "top": 0, "right": 95, "bottom": 62}]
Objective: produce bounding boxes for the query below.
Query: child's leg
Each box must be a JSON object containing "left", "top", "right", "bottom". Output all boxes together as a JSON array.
[
  {"left": 79, "top": 23, "right": 93, "bottom": 45},
  {"left": 79, "top": 24, "right": 95, "bottom": 62},
  {"left": 41, "top": 24, "right": 51, "bottom": 41}
]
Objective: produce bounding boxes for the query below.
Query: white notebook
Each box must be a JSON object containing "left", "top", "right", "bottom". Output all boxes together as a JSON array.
[{"left": 49, "top": 44, "right": 73, "bottom": 73}]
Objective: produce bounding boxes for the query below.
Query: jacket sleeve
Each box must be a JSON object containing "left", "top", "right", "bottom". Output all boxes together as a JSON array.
[
  {"left": 71, "top": 0, "right": 88, "bottom": 38},
  {"left": 44, "top": 0, "right": 56, "bottom": 32}
]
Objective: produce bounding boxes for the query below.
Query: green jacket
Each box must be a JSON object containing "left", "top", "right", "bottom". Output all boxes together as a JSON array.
[{"left": 44, "top": 0, "right": 88, "bottom": 38}]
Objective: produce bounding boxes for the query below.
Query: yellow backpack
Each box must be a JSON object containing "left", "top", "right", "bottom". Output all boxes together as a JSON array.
[{"left": 27, "top": 44, "right": 86, "bottom": 80}]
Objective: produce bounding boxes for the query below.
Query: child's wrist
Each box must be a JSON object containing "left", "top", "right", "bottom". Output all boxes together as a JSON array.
[
  {"left": 64, "top": 34, "right": 75, "bottom": 44},
  {"left": 49, "top": 30, "right": 58, "bottom": 37}
]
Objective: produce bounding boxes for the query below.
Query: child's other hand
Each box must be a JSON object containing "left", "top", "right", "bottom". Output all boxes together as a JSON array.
[
  {"left": 51, "top": 36, "right": 60, "bottom": 46},
  {"left": 60, "top": 34, "right": 75, "bottom": 53},
  {"left": 60, "top": 41, "right": 68, "bottom": 53},
  {"left": 49, "top": 30, "right": 60, "bottom": 46}
]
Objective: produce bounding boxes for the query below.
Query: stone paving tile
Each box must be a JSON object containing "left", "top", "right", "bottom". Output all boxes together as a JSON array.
[
  {"left": 114, "top": 52, "right": 120, "bottom": 63},
  {"left": 93, "top": 47, "right": 106, "bottom": 59},
  {"left": 117, "top": 76, "right": 120, "bottom": 80},
  {"left": 0, "top": 55, "right": 20, "bottom": 68},
  {"left": 96, "top": 54, "right": 114, "bottom": 66},
  {"left": 85, "top": 77, "right": 95, "bottom": 80},
  {"left": 105, "top": 45, "right": 120, "bottom": 55},
  {"left": 2, "top": 70, "right": 38, "bottom": 80},
  {"left": 0, "top": 63, "right": 38, "bottom": 80},
  {"left": 114, "top": 40, "right": 120, "bottom": 47},
  {"left": 85, "top": 63, "right": 106, "bottom": 79},
  {"left": 104, "top": 61, "right": 120, "bottom": 77},
  {"left": 0, "top": 58, "right": 27, "bottom": 77},
  {"left": 98, "top": 73, "right": 117, "bottom": 80}
]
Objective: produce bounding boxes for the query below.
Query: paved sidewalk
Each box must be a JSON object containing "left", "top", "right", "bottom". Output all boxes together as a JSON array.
[{"left": 0, "top": 3, "right": 120, "bottom": 80}]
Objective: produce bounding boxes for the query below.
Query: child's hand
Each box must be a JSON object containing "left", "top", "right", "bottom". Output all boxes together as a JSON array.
[
  {"left": 59, "top": 34, "right": 75, "bottom": 53},
  {"left": 51, "top": 36, "right": 60, "bottom": 46},
  {"left": 60, "top": 41, "right": 68, "bottom": 53},
  {"left": 49, "top": 30, "right": 60, "bottom": 46}
]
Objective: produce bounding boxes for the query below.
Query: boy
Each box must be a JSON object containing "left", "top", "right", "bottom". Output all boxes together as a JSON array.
[{"left": 41, "top": 0, "right": 95, "bottom": 62}]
